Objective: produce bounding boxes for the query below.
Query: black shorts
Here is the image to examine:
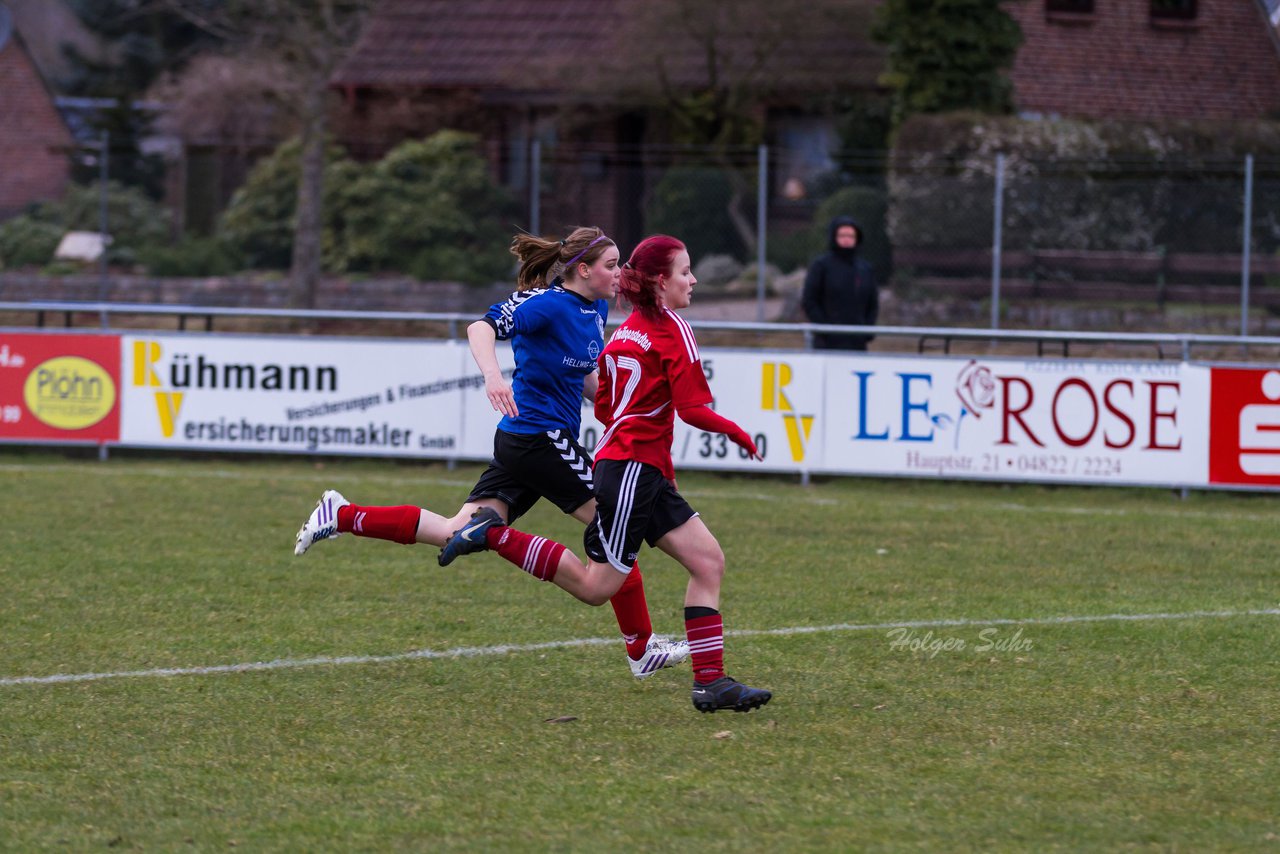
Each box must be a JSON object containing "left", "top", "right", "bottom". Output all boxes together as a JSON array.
[
  {"left": 465, "top": 428, "right": 595, "bottom": 524},
  {"left": 585, "top": 459, "right": 698, "bottom": 573}
]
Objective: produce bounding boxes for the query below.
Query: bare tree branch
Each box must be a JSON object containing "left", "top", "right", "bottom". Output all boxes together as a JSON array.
[
  {"left": 160, "top": 0, "right": 374, "bottom": 309},
  {"left": 567, "top": 0, "right": 877, "bottom": 252},
  {"left": 158, "top": 0, "right": 240, "bottom": 41}
]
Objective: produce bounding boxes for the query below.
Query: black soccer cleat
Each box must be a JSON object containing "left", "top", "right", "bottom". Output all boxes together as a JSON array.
[
  {"left": 691, "top": 676, "right": 772, "bottom": 713},
  {"left": 438, "top": 507, "right": 505, "bottom": 567}
]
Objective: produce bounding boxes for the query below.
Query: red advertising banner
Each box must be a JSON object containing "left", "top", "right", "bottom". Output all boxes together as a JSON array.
[
  {"left": 0, "top": 332, "right": 121, "bottom": 443},
  {"left": 1209, "top": 367, "right": 1280, "bottom": 486}
]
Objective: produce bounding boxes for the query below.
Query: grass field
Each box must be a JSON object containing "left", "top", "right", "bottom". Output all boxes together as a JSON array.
[{"left": 2, "top": 451, "right": 1278, "bottom": 851}]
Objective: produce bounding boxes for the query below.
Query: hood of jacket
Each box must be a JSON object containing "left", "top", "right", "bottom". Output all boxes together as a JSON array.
[{"left": 828, "top": 216, "right": 863, "bottom": 257}]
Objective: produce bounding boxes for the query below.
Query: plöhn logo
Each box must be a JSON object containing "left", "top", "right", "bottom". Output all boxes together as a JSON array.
[{"left": 22, "top": 356, "right": 116, "bottom": 430}]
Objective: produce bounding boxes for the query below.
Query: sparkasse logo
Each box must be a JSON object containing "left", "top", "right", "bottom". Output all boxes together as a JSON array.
[{"left": 1209, "top": 367, "right": 1280, "bottom": 485}]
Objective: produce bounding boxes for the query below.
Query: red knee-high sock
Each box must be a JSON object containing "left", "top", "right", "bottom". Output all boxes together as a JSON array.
[
  {"left": 484, "top": 526, "right": 565, "bottom": 582},
  {"left": 685, "top": 607, "right": 725, "bottom": 683},
  {"left": 610, "top": 563, "right": 653, "bottom": 660},
  {"left": 337, "top": 504, "right": 420, "bottom": 545}
]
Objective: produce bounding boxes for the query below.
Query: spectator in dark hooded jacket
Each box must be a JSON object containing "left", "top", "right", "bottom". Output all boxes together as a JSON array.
[{"left": 802, "top": 216, "right": 879, "bottom": 350}]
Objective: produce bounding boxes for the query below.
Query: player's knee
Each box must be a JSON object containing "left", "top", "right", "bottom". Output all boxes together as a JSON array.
[
  {"left": 578, "top": 560, "right": 623, "bottom": 606},
  {"left": 687, "top": 548, "right": 725, "bottom": 584}
]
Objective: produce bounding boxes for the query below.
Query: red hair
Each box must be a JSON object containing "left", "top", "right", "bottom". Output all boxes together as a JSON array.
[{"left": 618, "top": 235, "right": 686, "bottom": 319}]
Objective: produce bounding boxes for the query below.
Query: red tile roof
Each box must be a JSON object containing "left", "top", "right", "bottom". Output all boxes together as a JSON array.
[
  {"left": 334, "top": 0, "right": 606, "bottom": 89},
  {"left": 333, "top": 0, "right": 883, "bottom": 96}
]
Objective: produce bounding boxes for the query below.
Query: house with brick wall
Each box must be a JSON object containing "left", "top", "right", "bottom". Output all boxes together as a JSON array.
[
  {"left": 0, "top": 2, "right": 72, "bottom": 219},
  {"left": 329, "top": 0, "right": 883, "bottom": 249},
  {"left": 1005, "top": 0, "right": 1280, "bottom": 121},
  {"left": 330, "top": 0, "right": 1280, "bottom": 250}
]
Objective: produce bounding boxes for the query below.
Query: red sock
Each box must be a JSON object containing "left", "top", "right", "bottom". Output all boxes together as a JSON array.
[
  {"left": 685, "top": 610, "right": 725, "bottom": 683},
  {"left": 337, "top": 504, "right": 420, "bottom": 545},
  {"left": 485, "top": 526, "right": 565, "bottom": 582},
  {"left": 610, "top": 563, "right": 654, "bottom": 660}
]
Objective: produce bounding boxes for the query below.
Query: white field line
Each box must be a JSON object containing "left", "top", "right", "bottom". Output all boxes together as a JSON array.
[
  {"left": 3, "top": 462, "right": 1277, "bottom": 522},
  {"left": 3, "top": 607, "right": 1277, "bottom": 688},
  {"left": 0, "top": 462, "right": 480, "bottom": 491}
]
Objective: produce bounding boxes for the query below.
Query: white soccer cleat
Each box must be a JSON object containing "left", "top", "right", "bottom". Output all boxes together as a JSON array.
[
  {"left": 294, "top": 489, "right": 350, "bottom": 556},
  {"left": 628, "top": 634, "right": 691, "bottom": 679}
]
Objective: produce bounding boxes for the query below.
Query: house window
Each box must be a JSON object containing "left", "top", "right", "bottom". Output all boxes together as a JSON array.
[
  {"left": 773, "top": 116, "right": 838, "bottom": 202},
  {"left": 1045, "top": 0, "right": 1094, "bottom": 12},
  {"left": 1150, "top": 0, "right": 1197, "bottom": 20}
]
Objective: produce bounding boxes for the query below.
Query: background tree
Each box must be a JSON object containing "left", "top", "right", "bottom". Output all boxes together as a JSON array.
[
  {"left": 219, "top": 138, "right": 342, "bottom": 271},
  {"left": 329, "top": 132, "right": 517, "bottom": 283},
  {"left": 221, "top": 131, "right": 516, "bottom": 285},
  {"left": 871, "top": 0, "right": 1023, "bottom": 127},
  {"left": 581, "top": 0, "right": 878, "bottom": 255},
  {"left": 148, "top": 52, "right": 302, "bottom": 154},
  {"left": 163, "top": 0, "right": 373, "bottom": 309},
  {"left": 147, "top": 49, "right": 305, "bottom": 236},
  {"left": 59, "top": 0, "right": 220, "bottom": 196},
  {"left": 0, "top": 183, "right": 173, "bottom": 269}
]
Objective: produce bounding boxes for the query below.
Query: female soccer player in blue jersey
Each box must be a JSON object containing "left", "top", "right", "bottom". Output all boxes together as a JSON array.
[
  {"left": 439, "top": 235, "right": 771, "bottom": 714},
  {"left": 293, "top": 227, "right": 688, "bottom": 679}
]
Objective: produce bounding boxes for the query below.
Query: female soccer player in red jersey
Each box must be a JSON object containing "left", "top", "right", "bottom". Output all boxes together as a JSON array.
[
  {"left": 440, "top": 235, "right": 772, "bottom": 713},
  {"left": 293, "top": 227, "right": 688, "bottom": 679}
]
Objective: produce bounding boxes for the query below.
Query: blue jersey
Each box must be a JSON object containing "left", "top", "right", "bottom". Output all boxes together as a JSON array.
[{"left": 482, "top": 285, "right": 607, "bottom": 436}]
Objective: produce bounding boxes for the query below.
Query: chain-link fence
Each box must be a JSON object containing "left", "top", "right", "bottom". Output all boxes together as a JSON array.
[
  {"left": 890, "top": 152, "right": 1280, "bottom": 329},
  {"left": 7, "top": 132, "right": 1278, "bottom": 333},
  {"left": 518, "top": 140, "right": 1280, "bottom": 330}
]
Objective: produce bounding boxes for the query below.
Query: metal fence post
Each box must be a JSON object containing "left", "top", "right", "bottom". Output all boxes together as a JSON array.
[
  {"left": 1240, "top": 153, "right": 1254, "bottom": 338},
  {"left": 757, "top": 144, "right": 768, "bottom": 323},
  {"left": 991, "top": 153, "right": 1006, "bottom": 330},
  {"left": 529, "top": 139, "right": 541, "bottom": 237},
  {"left": 98, "top": 130, "right": 109, "bottom": 328}
]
